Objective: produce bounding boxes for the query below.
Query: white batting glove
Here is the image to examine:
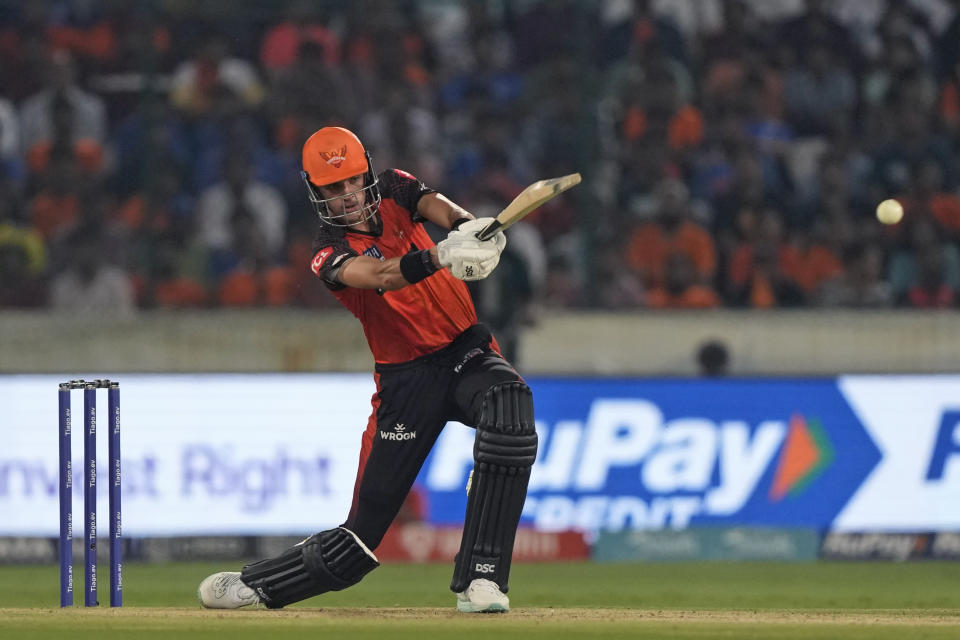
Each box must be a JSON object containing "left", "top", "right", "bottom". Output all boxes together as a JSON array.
[
  {"left": 437, "top": 231, "right": 501, "bottom": 281},
  {"left": 451, "top": 218, "right": 507, "bottom": 255}
]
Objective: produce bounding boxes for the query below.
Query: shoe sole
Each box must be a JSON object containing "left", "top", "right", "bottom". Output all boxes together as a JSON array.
[{"left": 457, "top": 601, "right": 509, "bottom": 613}]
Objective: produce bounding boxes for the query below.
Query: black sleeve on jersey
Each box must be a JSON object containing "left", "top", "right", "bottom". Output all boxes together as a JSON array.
[
  {"left": 311, "top": 224, "right": 358, "bottom": 290},
  {"left": 378, "top": 169, "right": 436, "bottom": 222}
]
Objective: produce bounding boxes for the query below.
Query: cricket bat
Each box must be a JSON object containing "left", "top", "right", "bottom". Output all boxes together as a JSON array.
[{"left": 476, "top": 173, "right": 582, "bottom": 241}]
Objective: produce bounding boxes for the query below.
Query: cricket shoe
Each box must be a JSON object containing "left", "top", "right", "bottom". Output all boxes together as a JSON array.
[
  {"left": 456, "top": 578, "right": 510, "bottom": 613},
  {"left": 198, "top": 572, "right": 261, "bottom": 609}
]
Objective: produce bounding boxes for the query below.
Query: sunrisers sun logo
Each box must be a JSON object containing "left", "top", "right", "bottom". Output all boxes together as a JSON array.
[{"left": 319, "top": 146, "right": 347, "bottom": 168}]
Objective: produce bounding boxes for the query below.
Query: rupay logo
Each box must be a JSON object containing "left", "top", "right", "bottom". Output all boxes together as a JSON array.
[{"left": 427, "top": 399, "right": 832, "bottom": 532}]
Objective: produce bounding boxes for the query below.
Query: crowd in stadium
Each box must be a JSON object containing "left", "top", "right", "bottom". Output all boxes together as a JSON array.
[{"left": 2, "top": 0, "right": 960, "bottom": 315}]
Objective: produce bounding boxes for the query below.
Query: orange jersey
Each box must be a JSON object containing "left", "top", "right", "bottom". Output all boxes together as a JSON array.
[{"left": 310, "top": 169, "right": 478, "bottom": 364}]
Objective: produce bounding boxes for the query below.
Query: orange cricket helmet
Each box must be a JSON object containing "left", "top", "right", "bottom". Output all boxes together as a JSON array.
[{"left": 301, "top": 126, "right": 381, "bottom": 227}]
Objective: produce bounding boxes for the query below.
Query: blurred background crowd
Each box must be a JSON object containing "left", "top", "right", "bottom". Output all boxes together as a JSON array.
[{"left": 2, "top": 0, "right": 960, "bottom": 326}]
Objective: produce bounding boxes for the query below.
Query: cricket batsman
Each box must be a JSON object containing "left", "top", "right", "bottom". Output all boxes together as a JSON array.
[{"left": 198, "top": 126, "right": 537, "bottom": 613}]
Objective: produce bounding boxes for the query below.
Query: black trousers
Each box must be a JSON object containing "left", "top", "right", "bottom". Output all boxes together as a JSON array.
[{"left": 342, "top": 324, "right": 524, "bottom": 550}]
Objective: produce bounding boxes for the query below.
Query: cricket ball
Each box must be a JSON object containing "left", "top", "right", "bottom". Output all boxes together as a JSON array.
[{"left": 876, "top": 199, "right": 903, "bottom": 225}]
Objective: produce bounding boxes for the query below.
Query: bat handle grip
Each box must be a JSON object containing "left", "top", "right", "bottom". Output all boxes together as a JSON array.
[{"left": 476, "top": 219, "right": 502, "bottom": 242}]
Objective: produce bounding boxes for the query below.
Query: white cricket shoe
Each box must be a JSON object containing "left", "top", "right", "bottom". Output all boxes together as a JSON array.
[
  {"left": 456, "top": 578, "right": 510, "bottom": 613},
  {"left": 197, "top": 571, "right": 261, "bottom": 609}
]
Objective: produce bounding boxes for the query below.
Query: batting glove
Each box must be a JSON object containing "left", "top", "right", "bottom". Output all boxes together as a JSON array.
[
  {"left": 437, "top": 232, "right": 501, "bottom": 281},
  {"left": 450, "top": 217, "right": 507, "bottom": 255}
]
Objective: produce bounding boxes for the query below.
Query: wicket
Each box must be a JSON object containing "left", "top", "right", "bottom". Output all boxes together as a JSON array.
[{"left": 58, "top": 379, "right": 122, "bottom": 607}]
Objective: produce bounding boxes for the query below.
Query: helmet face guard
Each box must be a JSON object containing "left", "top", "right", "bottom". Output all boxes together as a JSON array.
[{"left": 301, "top": 151, "right": 381, "bottom": 227}]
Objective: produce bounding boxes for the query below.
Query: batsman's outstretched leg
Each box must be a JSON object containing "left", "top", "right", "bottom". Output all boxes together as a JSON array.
[{"left": 198, "top": 527, "right": 379, "bottom": 609}]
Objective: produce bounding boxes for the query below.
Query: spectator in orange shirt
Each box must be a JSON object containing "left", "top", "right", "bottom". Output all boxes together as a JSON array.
[
  {"left": 646, "top": 252, "right": 721, "bottom": 309},
  {"left": 613, "top": 58, "right": 703, "bottom": 154},
  {"left": 730, "top": 240, "right": 806, "bottom": 308},
  {"left": 259, "top": 1, "right": 341, "bottom": 75},
  {"left": 725, "top": 208, "right": 805, "bottom": 308},
  {"left": 787, "top": 220, "right": 843, "bottom": 296},
  {"left": 627, "top": 177, "right": 716, "bottom": 289}
]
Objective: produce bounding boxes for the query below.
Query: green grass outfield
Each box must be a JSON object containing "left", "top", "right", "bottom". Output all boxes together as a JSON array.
[{"left": 1, "top": 561, "right": 958, "bottom": 639}]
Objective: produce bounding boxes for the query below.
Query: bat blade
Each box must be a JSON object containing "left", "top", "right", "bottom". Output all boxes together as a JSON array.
[{"left": 476, "top": 172, "right": 581, "bottom": 241}]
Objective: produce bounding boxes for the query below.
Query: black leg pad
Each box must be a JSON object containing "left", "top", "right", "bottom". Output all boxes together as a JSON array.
[
  {"left": 451, "top": 381, "right": 536, "bottom": 594},
  {"left": 240, "top": 527, "right": 379, "bottom": 608}
]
